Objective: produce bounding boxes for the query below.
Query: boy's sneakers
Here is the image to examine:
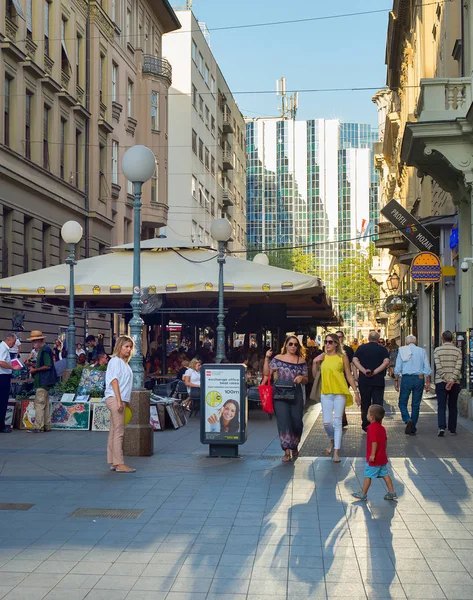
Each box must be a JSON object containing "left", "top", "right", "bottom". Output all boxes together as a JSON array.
[
  {"left": 438, "top": 429, "right": 445, "bottom": 437},
  {"left": 384, "top": 492, "right": 398, "bottom": 501},
  {"left": 352, "top": 492, "right": 367, "bottom": 501}
]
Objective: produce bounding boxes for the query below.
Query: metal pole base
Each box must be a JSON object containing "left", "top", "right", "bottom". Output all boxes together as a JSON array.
[
  {"left": 123, "top": 390, "right": 154, "bottom": 457},
  {"left": 208, "top": 444, "right": 239, "bottom": 458}
]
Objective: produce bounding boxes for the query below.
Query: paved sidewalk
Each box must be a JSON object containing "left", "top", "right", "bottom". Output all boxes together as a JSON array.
[{"left": 0, "top": 394, "right": 473, "bottom": 600}]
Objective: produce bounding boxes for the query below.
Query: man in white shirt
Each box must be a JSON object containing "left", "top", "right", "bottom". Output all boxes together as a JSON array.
[{"left": 0, "top": 333, "right": 17, "bottom": 433}]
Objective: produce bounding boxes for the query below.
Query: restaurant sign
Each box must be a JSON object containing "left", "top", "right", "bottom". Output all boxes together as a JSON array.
[{"left": 381, "top": 199, "right": 439, "bottom": 254}]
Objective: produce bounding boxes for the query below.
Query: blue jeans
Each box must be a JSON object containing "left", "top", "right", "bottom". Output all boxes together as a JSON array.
[{"left": 398, "top": 375, "right": 425, "bottom": 427}]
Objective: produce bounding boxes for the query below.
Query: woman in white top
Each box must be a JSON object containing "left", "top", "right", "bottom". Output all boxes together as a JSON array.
[
  {"left": 105, "top": 335, "right": 135, "bottom": 473},
  {"left": 183, "top": 358, "right": 202, "bottom": 411},
  {"left": 76, "top": 343, "right": 86, "bottom": 357}
]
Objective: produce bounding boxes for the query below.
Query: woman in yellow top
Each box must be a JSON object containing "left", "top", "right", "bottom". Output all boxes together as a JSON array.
[{"left": 313, "top": 333, "right": 360, "bottom": 462}]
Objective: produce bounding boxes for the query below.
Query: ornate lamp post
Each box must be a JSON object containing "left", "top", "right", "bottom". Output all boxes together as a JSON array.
[
  {"left": 211, "top": 218, "right": 232, "bottom": 363},
  {"left": 121, "top": 145, "right": 157, "bottom": 389},
  {"left": 61, "top": 221, "right": 83, "bottom": 371}
]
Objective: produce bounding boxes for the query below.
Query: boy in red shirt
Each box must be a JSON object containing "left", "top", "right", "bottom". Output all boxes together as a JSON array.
[{"left": 352, "top": 404, "right": 397, "bottom": 501}]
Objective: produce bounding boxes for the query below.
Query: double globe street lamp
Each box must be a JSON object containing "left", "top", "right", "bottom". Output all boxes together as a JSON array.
[
  {"left": 60, "top": 220, "right": 83, "bottom": 371},
  {"left": 210, "top": 218, "right": 233, "bottom": 363},
  {"left": 121, "top": 145, "right": 157, "bottom": 390}
]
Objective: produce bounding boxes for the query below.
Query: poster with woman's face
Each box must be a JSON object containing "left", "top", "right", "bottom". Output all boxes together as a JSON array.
[{"left": 203, "top": 367, "right": 242, "bottom": 442}]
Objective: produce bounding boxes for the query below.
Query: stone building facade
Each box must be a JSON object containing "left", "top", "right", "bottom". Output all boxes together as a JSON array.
[{"left": 0, "top": 0, "right": 180, "bottom": 343}]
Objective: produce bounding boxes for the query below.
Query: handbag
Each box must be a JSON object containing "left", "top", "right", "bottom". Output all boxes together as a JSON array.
[
  {"left": 258, "top": 381, "right": 274, "bottom": 414},
  {"left": 273, "top": 379, "right": 297, "bottom": 402}
]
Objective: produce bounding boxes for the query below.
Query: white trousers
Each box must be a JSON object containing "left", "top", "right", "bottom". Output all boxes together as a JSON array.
[{"left": 321, "top": 394, "right": 346, "bottom": 450}]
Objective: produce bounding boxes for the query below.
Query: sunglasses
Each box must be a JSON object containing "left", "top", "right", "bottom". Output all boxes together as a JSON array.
[
  {"left": 287, "top": 342, "right": 299, "bottom": 347},
  {"left": 324, "top": 340, "right": 335, "bottom": 345}
]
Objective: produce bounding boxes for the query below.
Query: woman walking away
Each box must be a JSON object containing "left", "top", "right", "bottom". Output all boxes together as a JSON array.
[
  {"left": 313, "top": 333, "right": 360, "bottom": 462},
  {"left": 264, "top": 336, "right": 309, "bottom": 462},
  {"left": 105, "top": 335, "right": 135, "bottom": 473},
  {"left": 388, "top": 339, "right": 399, "bottom": 378}
]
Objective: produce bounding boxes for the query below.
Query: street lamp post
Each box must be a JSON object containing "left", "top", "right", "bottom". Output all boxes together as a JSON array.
[
  {"left": 211, "top": 218, "right": 232, "bottom": 363},
  {"left": 61, "top": 221, "right": 83, "bottom": 371},
  {"left": 121, "top": 145, "right": 157, "bottom": 390}
]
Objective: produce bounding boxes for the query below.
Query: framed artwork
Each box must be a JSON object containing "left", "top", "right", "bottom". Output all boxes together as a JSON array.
[
  {"left": 20, "top": 400, "right": 36, "bottom": 430},
  {"left": 166, "top": 404, "right": 179, "bottom": 429},
  {"left": 61, "top": 393, "right": 75, "bottom": 402},
  {"left": 76, "top": 368, "right": 106, "bottom": 395},
  {"left": 75, "top": 395, "right": 90, "bottom": 403},
  {"left": 50, "top": 401, "right": 90, "bottom": 430},
  {"left": 89, "top": 397, "right": 104, "bottom": 403},
  {"left": 91, "top": 404, "right": 110, "bottom": 431},
  {"left": 174, "top": 404, "right": 187, "bottom": 427},
  {"left": 5, "top": 402, "right": 17, "bottom": 427},
  {"left": 150, "top": 405, "right": 161, "bottom": 431}
]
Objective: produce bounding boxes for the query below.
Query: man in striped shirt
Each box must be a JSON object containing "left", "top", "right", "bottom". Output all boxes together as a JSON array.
[{"left": 434, "top": 331, "right": 463, "bottom": 437}]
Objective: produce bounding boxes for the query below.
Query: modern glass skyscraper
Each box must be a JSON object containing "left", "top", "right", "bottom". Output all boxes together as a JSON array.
[{"left": 246, "top": 118, "right": 380, "bottom": 331}]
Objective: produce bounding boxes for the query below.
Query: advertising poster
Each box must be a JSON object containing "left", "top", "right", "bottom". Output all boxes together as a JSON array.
[{"left": 201, "top": 365, "right": 246, "bottom": 444}]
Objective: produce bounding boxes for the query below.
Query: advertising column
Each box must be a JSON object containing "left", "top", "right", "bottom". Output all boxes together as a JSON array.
[{"left": 200, "top": 364, "right": 247, "bottom": 457}]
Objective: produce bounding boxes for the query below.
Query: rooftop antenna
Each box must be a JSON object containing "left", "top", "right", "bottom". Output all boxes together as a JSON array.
[
  {"left": 187, "top": 0, "right": 192, "bottom": 8},
  {"left": 276, "top": 77, "right": 298, "bottom": 120}
]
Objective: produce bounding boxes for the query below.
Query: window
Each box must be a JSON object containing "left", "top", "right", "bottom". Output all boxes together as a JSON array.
[
  {"left": 192, "top": 129, "right": 197, "bottom": 154},
  {"left": 99, "top": 143, "right": 105, "bottom": 201},
  {"left": 151, "top": 169, "right": 158, "bottom": 203},
  {"left": 26, "top": 0, "right": 32, "bottom": 38},
  {"left": 112, "top": 140, "right": 119, "bottom": 184},
  {"left": 198, "top": 53, "right": 203, "bottom": 74},
  {"left": 199, "top": 183, "right": 204, "bottom": 206},
  {"left": 151, "top": 91, "right": 159, "bottom": 130},
  {"left": 211, "top": 195, "right": 216, "bottom": 216},
  {"left": 111, "top": 63, "right": 118, "bottom": 102},
  {"left": 60, "top": 118, "right": 66, "bottom": 180},
  {"left": 127, "top": 80, "right": 133, "bottom": 117},
  {"left": 205, "top": 147, "right": 210, "bottom": 170},
  {"left": 198, "top": 138, "right": 204, "bottom": 162},
  {"left": 43, "top": 104, "right": 50, "bottom": 170},
  {"left": 211, "top": 116, "right": 215, "bottom": 137},
  {"left": 199, "top": 95, "right": 203, "bottom": 118},
  {"left": 210, "top": 154, "right": 215, "bottom": 177},
  {"left": 44, "top": 1, "right": 50, "bottom": 56},
  {"left": 192, "top": 39, "right": 197, "bottom": 63},
  {"left": 210, "top": 75, "right": 215, "bottom": 95},
  {"left": 204, "top": 64, "right": 209, "bottom": 86},
  {"left": 75, "top": 129, "right": 82, "bottom": 188},
  {"left": 42, "top": 223, "right": 51, "bottom": 268},
  {"left": 192, "top": 84, "right": 197, "bottom": 108},
  {"left": 76, "top": 34, "right": 82, "bottom": 85},
  {"left": 192, "top": 175, "right": 197, "bottom": 199},
  {"left": 126, "top": 8, "right": 131, "bottom": 45},
  {"left": 191, "top": 220, "right": 197, "bottom": 242},
  {"left": 127, "top": 180, "right": 133, "bottom": 195},
  {"left": 2, "top": 209, "right": 11, "bottom": 278},
  {"left": 111, "top": 0, "right": 116, "bottom": 22},
  {"left": 24, "top": 217, "right": 32, "bottom": 272},
  {"left": 4, "top": 77, "right": 11, "bottom": 147},
  {"left": 205, "top": 105, "right": 210, "bottom": 128},
  {"left": 25, "top": 91, "right": 32, "bottom": 159},
  {"left": 205, "top": 189, "right": 210, "bottom": 211},
  {"left": 99, "top": 53, "right": 105, "bottom": 102},
  {"left": 198, "top": 226, "right": 204, "bottom": 242},
  {"left": 61, "top": 18, "right": 70, "bottom": 73}
]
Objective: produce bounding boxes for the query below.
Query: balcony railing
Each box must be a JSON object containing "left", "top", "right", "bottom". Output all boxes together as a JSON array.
[
  {"left": 222, "top": 151, "right": 234, "bottom": 170},
  {"left": 222, "top": 108, "right": 234, "bottom": 133},
  {"left": 222, "top": 188, "right": 234, "bottom": 207},
  {"left": 142, "top": 55, "right": 172, "bottom": 85},
  {"left": 416, "top": 77, "right": 472, "bottom": 122}
]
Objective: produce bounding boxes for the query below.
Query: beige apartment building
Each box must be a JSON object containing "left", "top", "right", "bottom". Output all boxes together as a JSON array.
[
  {"left": 0, "top": 0, "right": 180, "bottom": 342},
  {"left": 373, "top": 0, "right": 462, "bottom": 354}
]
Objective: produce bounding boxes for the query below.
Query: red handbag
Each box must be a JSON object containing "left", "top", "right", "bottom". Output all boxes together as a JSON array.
[{"left": 258, "top": 381, "right": 274, "bottom": 414}]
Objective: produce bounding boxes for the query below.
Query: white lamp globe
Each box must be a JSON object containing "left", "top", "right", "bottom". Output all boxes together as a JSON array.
[
  {"left": 122, "top": 145, "right": 156, "bottom": 183},
  {"left": 61, "top": 221, "right": 83, "bottom": 244},
  {"left": 253, "top": 253, "right": 269, "bottom": 266},
  {"left": 211, "top": 218, "right": 232, "bottom": 242}
]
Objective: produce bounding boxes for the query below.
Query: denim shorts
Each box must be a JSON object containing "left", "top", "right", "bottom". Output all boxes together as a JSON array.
[{"left": 365, "top": 463, "right": 389, "bottom": 479}]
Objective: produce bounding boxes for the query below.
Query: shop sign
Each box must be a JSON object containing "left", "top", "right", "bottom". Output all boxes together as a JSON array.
[
  {"left": 200, "top": 364, "right": 247, "bottom": 446},
  {"left": 411, "top": 252, "right": 442, "bottom": 282},
  {"left": 381, "top": 199, "right": 439, "bottom": 254}
]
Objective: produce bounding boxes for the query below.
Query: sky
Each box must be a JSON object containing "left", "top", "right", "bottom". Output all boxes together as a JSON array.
[{"left": 182, "top": 0, "right": 389, "bottom": 127}]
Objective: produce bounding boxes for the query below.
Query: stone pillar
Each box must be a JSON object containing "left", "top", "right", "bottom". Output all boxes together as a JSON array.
[
  {"left": 458, "top": 199, "right": 473, "bottom": 332},
  {"left": 123, "top": 390, "right": 153, "bottom": 457}
]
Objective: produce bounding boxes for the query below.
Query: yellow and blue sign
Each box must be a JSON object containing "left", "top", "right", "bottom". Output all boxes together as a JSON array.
[{"left": 411, "top": 251, "right": 441, "bottom": 282}]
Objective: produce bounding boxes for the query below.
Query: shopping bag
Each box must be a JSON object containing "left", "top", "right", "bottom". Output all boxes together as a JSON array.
[{"left": 258, "top": 382, "right": 274, "bottom": 414}]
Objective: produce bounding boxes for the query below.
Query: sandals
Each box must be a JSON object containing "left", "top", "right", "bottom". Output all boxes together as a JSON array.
[
  {"left": 384, "top": 492, "right": 398, "bottom": 501},
  {"left": 352, "top": 492, "right": 367, "bottom": 501},
  {"left": 282, "top": 453, "right": 292, "bottom": 463},
  {"left": 291, "top": 450, "right": 299, "bottom": 460}
]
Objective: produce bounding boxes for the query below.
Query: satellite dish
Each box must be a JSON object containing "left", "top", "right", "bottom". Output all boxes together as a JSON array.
[{"left": 141, "top": 289, "right": 163, "bottom": 314}]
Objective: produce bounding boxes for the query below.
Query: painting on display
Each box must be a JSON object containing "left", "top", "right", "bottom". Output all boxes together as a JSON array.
[
  {"left": 20, "top": 400, "right": 36, "bottom": 430},
  {"left": 76, "top": 368, "right": 106, "bottom": 396},
  {"left": 91, "top": 404, "right": 110, "bottom": 431},
  {"left": 61, "top": 393, "right": 76, "bottom": 403},
  {"left": 50, "top": 402, "right": 90, "bottom": 430},
  {"left": 75, "top": 395, "right": 90, "bottom": 403},
  {"left": 5, "top": 402, "right": 17, "bottom": 427},
  {"left": 150, "top": 405, "right": 161, "bottom": 431},
  {"left": 89, "top": 397, "right": 104, "bottom": 403}
]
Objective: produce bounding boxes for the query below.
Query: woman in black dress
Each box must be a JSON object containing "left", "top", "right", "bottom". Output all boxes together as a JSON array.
[{"left": 263, "top": 336, "right": 308, "bottom": 462}]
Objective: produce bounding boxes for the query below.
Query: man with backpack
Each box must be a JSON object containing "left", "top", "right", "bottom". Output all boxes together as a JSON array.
[{"left": 27, "top": 330, "right": 57, "bottom": 433}]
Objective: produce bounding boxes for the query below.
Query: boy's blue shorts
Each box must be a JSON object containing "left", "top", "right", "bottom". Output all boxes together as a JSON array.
[{"left": 365, "top": 463, "right": 389, "bottom": 479}]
